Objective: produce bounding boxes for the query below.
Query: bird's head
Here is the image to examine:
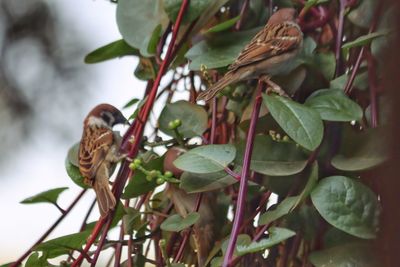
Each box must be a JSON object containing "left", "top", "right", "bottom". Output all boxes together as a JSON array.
[
  {"left": 268, "top": 8, "right": 297, "bottom": 25},
  {"left": 85, "top": 103, "right": 128, "bottom": 128}
]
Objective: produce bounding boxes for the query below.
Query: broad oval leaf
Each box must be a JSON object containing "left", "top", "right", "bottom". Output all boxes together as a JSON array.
[
  {"left": 236, "top": 227, "right": 296, "bottom": 256},
  {"left": 235, "top": 135, "right": 308, "bottom": 176},
  {"left": 174, "top": 144, "right": 236, "bottom": 173},
  {"left": 84, "top": 39, "right": 139, "bottom": 64},
  {"left": 342, "top": 31, "right": 388, "bottom": 51},
  {"left": 206, "top": 15, "right": 241, "bottom": 33},
  {"left": 180, "top": 167, "right": 239, "bottom": 193},
  {"left": 21, "top": 187, "right": 68, "bottom": 206},
  {"left": 163, "top": 0, "right": 212, "bottom": 24},
  {"left": 305, "top": 89, "right": 363, "bottom": 122},
  {"left": 160, "top": 212, "right": 200, "bottom": 232},
  {"left": 311, "top": 176, "right": 380, "bottom": 239},
  {"left": 159, "top": 100, "right": 208, "bottom": 138},
  {"left": 331, "top": 126, "right": 388, "bottom": 171},
  {"left": 309, "top": 242, "right": 379, "bottom": 267},
  {"left": 262, "top": 94, "right": 324, "bottom": 151},
  {"left": 116, "top": 0, "right": 168, "bottom": 56},
  {"left": 258, "top": 197, "right": 298, "bottom": 226},
  {"left": 34, "top": 231, "right": 91, "bottom": 259},
  {"left": 122, "top": 153, "right": 163, "bottom": 199},
  {"left": 348, "top": 0, "right": 378, "bottom": 29}
]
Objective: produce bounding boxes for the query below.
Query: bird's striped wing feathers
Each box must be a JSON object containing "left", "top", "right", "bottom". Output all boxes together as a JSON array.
[
  {"left": 229, "top": 21, "right": 302, "bottom": 71},
  {"left": 79, "top": 126, "right": 114, "bottom": 182}
]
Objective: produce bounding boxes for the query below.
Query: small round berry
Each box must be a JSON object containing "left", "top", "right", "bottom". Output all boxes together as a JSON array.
[
  {"left": 164, "top": 171, "right": 173, "bottom": 178},
  {"left": 173, "top": 119, "right": 182, "bottom": 127}
]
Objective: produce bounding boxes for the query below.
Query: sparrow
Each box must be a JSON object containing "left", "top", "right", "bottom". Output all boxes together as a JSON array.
[
  {"left": 197, "top": 8, "right": 303, "bottom": 101},
  {"left": 79, "top": 104, "right": 128, "bottom": 217}
]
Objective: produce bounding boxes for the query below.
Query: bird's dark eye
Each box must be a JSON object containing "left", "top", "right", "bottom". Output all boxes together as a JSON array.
[{"left": 101, "top": 111, "right": 114, "bottom": 126}]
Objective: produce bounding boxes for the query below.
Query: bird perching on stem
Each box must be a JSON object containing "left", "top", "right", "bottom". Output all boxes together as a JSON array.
[
  {"left": 79, "top": 104, "right": 128, "bottom": 217},
  {"left": 196, "top": 8, "right": 303, "bottom": 101}
]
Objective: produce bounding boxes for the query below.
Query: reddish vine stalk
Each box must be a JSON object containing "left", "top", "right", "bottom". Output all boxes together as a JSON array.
[
  {"left": 10, "top": 189, "right": 87, "bottom": 267},
  {"left": 72, "top": 1, "right": 190, "bottom": 266},
  {"left": 222, "top": 82, "right": 264, "bottom": 267}
]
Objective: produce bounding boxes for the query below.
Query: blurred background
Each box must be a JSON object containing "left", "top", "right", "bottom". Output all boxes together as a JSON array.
[{"left": 0, "top": 0, "right": 145, "bottom": 263}]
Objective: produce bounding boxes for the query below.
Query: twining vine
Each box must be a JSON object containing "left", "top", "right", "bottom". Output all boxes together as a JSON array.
[{"left": 7, "top": 0, "right": 393, "bottom": 267}]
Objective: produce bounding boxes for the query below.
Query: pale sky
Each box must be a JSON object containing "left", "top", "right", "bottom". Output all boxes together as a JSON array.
[{"left": 0, "top": 0, "right": 145, "bottom": 264}]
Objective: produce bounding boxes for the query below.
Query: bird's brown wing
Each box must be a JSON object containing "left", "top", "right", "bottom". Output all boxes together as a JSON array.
[
  {"left": 229, "top": 22, "right": 302, "bottom": 71},
  {"left": 79, "top": 126, "right": 114, "bottom": 183}
]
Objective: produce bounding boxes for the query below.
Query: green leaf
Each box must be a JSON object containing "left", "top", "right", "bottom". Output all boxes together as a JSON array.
[
  {"left": 160, "top": 212, "right": 200, "bottom": 232},
  {"left": 159, "top": 100, "right": 208, "bottom": 138},
  {"left": 304, "top": 0, "right": 329, "bottom": 9},
  {"left": 309, "top": 242, "right": 379, "bottom": 267},
  {"left": 34, "top": 231, "right": 91, "bottom": 259},
  {"left": 186, "top": 27, "right": 260, "bottom": 70},
  {"left": 67, "top": 142, "right": 80, "bottom": 167},
  {"left": 84, "top": 39, "right": 139, "bottom": 64},
  {"left": 293, "top": 162, "right": 319, "bottom": 208},
  {"left": 236, "top": 227, "right": 296, "bottom": 256},
  {"left": 25, "top": 252, "right": 48, "bottom": 267},
  {"left": 342, "top": 31, "right": 388, "bottom": 51},
  {"left": 272, "top": 66, "right": 307, "bottom": 96},
  {"left": 122, "top": 153, "right": 163, "bottom": 199},
  {"left": 134, "top": 57, "right": 157, "bottom": 81},
  {"left": 262, "top": 94, "right": 324, "bottom": 151},
  {"left": 323, "top": 227, "right": 361, "bottom": 248},
  {"left": 117, "top": 0, "right": 168, "bottom": 56},
  {"left": 258, "top": 197, "right": 298, "bottom": 226},
  {"left": 180, "top": 167, "right": 239, "bottom": 193},
  {"left": 123, "top": 98, "right": 140, "bottom": 109},
  {"left": 235, "top": 135, "right": 308, "bottom": 176},
  {"left": 65, "top": 157, "right": 88, "bottom": 189},
  {"left": 331, "top": 126, "right": 388, "bottom": 171},
  {"left": 174, "top": 144, "right": 236, "bottom": 173},
  {"left": 146, "top": 24, "right": 162, "bottom": 56},
  {"left": 189, "top": 0, "right": 230, "bottom": 38},
  {"left": 21, "top": 187, "right": 68, "bottom": 206},
  {"left": 123, "top": 208, "right": 142, "bottom": 234},
  {"left": 348, "top": 0, "right": 378, "bottom": 29},
  {"left": 206, "top": 15, "right": 241, "bottom": 33},
  {"left": 305, "top": 89, "right": 363, "bottom": 122},
  {"left": 221, "top": 234, "right": 252, "bottom": 256},
  {"left": 311, "top": 176, "right": 381, "bottom": 239},
  {"left": 163, "top": 0, "right": 212, "bottom": 24},
  {"left": 330, "top": 72, "right": 369, "bottom": 91},
  {"left": 314, "top": 51, "right": 336, "bottom": 81},
  {"left": 129, "top": 96, "right": 148, "bottom": 120}
]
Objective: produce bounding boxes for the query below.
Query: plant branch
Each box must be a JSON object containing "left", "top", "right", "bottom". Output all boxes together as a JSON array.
[
  {"left": 222, "top": 81, "right": 264, "bottom": 267},
  {"left": 10, "top": 189, "right": 87, "bottom": 267},
  {"left": 72, "top": 1, "right": 190, "bottom": 266}
]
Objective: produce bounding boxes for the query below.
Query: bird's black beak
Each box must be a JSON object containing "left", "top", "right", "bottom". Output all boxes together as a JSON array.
[{"left": 113, "top": 111, "right": 130, "bottom": 126}]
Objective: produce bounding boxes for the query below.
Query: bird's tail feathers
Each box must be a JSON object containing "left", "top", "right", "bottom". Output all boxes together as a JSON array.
[
  {"left": 196, "top": 72, "right": 234, "bottom": 102},
  {"left": 94, "top": 178, "right": 116, "bottom": 218}
]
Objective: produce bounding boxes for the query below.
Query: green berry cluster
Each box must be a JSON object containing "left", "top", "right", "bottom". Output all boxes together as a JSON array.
[
  {"left": 129, "top": 158, "right": 178, "bottom": 185},
  {"left": 168, "top": 119, "right": 182, "bottom": 130}
]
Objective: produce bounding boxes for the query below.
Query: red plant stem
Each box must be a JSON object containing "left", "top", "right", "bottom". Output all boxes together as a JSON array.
[
  {"left": 72, "top": 1, "right": 190, "bottom": 266},
  {"left": 366, "top": 49, "right": 379, "bottom": 127},
  {"left": 343, "top": 3, "right": 382, "bottom": 94},
  {"left": 343, "top": 47, "right": 365, "bottom": 94},
  {"left": 334, "top": 0, "right": 347, "bottom": 77},
  {"left": 10, "top": 189, "right": 87, "bottom": 267},
  {"left": 239, "top": 191, "right": 271, "bottom": 233},
  {"left": 79, "top": 199, "right": 96, "bottom": 232},
  {"left": 211, "top": 98, "right": 218, "bottom": 144},
  {"left": 235, "top": 0, "right": 250, "bottom": 31},
  {"left": 222, "top": 82, "right": 264, "bottom": 267}
]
